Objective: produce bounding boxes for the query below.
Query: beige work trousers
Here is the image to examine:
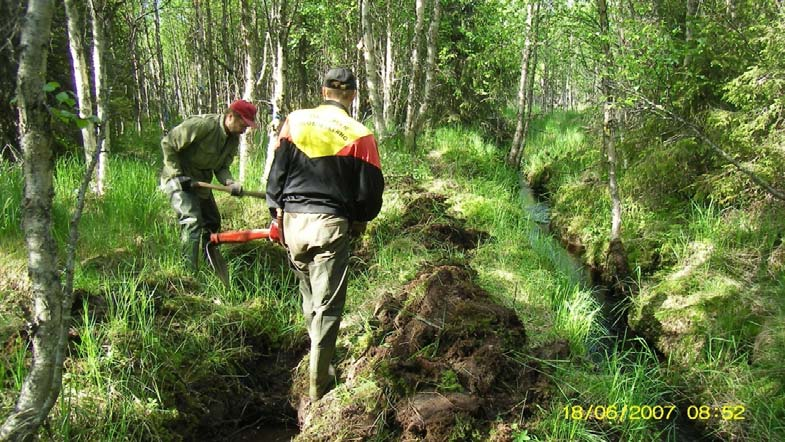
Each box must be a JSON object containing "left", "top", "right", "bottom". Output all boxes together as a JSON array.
[{"left": 284, "top": 212, "right": 350, "bottom": 400}]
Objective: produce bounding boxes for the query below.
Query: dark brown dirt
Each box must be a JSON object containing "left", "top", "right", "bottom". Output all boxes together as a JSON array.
[
  {"left": 167, "top": 339, "right": 306, "bottom": 441},
  {"left": 295, "top": 264, "right": 568, "bottom": 441},
  {"left": 399, "top": 193, "right": 489, "bottom": 251}
]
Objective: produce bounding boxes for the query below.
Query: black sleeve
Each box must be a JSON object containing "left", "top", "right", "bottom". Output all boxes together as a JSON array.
[
  {"left": 352, "top": 162, "right": 384, "bottom": 222},
  {"left": 266, "top": 138, "right": 292, "bottom": 217}
]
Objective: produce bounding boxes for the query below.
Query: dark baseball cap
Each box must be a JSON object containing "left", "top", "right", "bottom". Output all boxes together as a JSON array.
[
  {"left": 229, "top": 99, "right": 258, "bottom": 127},
  {"left": 323, "top": 68, "right": 357, "bottom": 90}
]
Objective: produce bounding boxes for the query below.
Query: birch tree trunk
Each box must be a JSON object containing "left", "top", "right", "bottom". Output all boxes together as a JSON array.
[
  {"left": 596, "top": 0, "right": 630, "bottom": 289},
  {"left": 204, "top": 1, "right": 217, "bottom": 112},
  {"left": 513, "top": 1, "right": 540, "bottom": 167},
  {"left": 63, "top": 0, "right": 98, "bottom": 170},
  {"left": 361, "top": 0, "right": 385, "bottom": 137},
  {"left": 403, "top": 0, "right": 425, "bottom": 150},
  {"left": 238, "top": 2, "right": 260, "bottom": 182},
  {"left": 0, "top": 0, "right": 61, "bottom": 439},
  {"left": 382, "top": 0, "right": 394, "bottom": 128},
  {"left": 412, "top": 0, "right": 440, "bottom": 138},
  {"left": 89, "top": 0, "right": 109, "bottom": 195},
  {"left": 507, "top": 0, "right": 536, "bottom": 166},
  {"left": 194, "top": 0, "right": 206, "bottom": 112},
  {"left": 153, "top": 0, "right": 168, "bottom": 128},
  {"left": 262, "top": 0, "right": 289, "bottom": 182}
]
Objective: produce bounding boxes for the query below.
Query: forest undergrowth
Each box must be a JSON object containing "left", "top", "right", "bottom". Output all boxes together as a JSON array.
[
  {"left": 524, "top": 110, "right": 785, "bottom": 442},
  {"left": 1, "top": 117, "right": 770, "bottom": 441}
]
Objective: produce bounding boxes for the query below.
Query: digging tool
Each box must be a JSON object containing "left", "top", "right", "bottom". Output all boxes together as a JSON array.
[
  {"left": 191, "top": 181, "right": 266, "bottom": 198},
  {"left": 209, "top": 219, "right": 282, "bottom": 245},
  {"left": 204, "top": 242, "right": 230, "bottom": 287},
  {"left": 205, "top": 221, "right": 281, "bottom": 286}
]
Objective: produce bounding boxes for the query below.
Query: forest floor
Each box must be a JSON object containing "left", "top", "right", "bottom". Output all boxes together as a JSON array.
[{"left": 4, "top": 121, "right": 763, "bottom": 441}]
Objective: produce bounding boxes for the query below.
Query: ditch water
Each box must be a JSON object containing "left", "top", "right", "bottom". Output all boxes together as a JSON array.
[{"left": 518, "top": 176, "right": 718, "bottom": 441}]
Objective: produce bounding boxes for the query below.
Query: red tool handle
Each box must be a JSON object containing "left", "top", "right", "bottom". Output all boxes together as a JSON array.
[{"left": 209, "top": 221, "right": 281, "bottom": 244}]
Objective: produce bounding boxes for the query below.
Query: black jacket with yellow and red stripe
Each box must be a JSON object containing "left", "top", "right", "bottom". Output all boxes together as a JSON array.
[{"left": 266, "top": 101, "right": 384, "bottom": 222}]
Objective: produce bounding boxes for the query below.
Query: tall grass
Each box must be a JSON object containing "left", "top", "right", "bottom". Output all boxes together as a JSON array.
[
  {"left": 413, "top": 122, "right": 682, "bottom": 441},
  {"left": 6, "top": 114, "right": 764, "bottom": 440},
  {"left": 0, "top": 139, "right": 309, "bottom": 439},
  {"left": 0, "top": 163, "right": 23, "bottom": 239}
]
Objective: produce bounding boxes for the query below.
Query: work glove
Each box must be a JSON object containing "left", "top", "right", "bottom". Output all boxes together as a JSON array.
[
  {"left": 268, "top": 219, "right": 283, "bottom": 245},
  {"left": 225, "top": 179, "right": 243, "bottom": 197},
  {"left": 168, "top": 175, "right": 192, "bottom": 192}
]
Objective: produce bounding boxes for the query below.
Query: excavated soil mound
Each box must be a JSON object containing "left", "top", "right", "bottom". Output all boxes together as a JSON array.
[
  {"left": 399, "top": 193, "right": 489, "bottom": 250},
  {"left": 296, "top": 265, "right": 565, "bottom": 441}
]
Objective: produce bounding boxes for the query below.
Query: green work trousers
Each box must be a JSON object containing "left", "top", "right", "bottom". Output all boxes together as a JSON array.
[
  {"left": 284, "top": 212, "right": 350, "bottom": 400},
  {"left": 167, "top": 187, "right": 221, "bottom": 270}
]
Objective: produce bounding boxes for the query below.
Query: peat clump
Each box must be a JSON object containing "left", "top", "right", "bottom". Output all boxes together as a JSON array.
[{"left": 296, "top": 264, "right": 565, "bottom": 441}]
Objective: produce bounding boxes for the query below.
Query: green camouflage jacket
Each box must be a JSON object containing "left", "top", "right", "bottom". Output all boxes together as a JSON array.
[{"left": 161, "top": 113, "right": 238, "bottom": 198}]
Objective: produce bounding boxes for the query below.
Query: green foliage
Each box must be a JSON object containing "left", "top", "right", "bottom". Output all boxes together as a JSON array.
[
  {"left": 0, "top": 163, "right": 22, "bottom": 238},
  {"left": 526, "top": 104, "right": 785, "bottom": 441},
  {"left": 43, "top": 82, "right": 97, "bottom": 129}
]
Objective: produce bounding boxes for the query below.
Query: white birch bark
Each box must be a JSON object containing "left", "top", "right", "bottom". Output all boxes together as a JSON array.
[
  {"left": 0, "top": 0, "right": 61, "bottom": 439},
  {"left": 153, "top": 0, "right": 168, "bottom": 129},
  {"left": 361, "top": 0, "right": 385, "bottom": 137},
  {"left": 403, "top": 0, "right": 425, "bottom": 150},
  {"left": 89, "top": 0, "right": 109, "bottom": 195},
  {"left": 262, "top": 0, "right": 288, "bottom": 182},
  {"left": 507, "top": 0, "right": 535, "bottom": 166},
  {"left": 64, "top": 0, "right": 98, "bottom": 172},
  {"left": 413, "top": 0, "right": 440, "bottom": 137},
  {"left": 382, "top": 0, "right": 394, "bottom": 127},
  {"left": 597, "top": 0, "right": 629, "bottom": 282},
  {"left": 238, "top": 2, "right": 259, "bottom": 182}
]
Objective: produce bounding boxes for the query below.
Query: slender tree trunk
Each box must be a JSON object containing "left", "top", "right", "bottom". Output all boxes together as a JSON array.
[
  {"left": 514, "top": 1, "right": 540, "bottom": 166},
  {"left": 89, "top": 0, "right": 109, "bottom": 195},
  {"left": 596, "top": 0, "right": 630, "bottom": 289},
  {"left": 0, "top": 0, "right": 61, "bottom": 439},
  {"left": 412, "top": 0, "right": 440, "bottom": 138},
  {"left": 382, "top": 0, "right": 394, "bottom": 128},
  {"left": 153, "top": 0, "right": 168, "bottom": 128},
  {"left": 204, "top": 0, "right": 216, "bottom": 112},
  {"left": 361, "top": 0, "right": 385, "bottom": 137},
  {"left": 262, "top": 0, "right": 288, "bottom": 182},
  {"left": 403, "top": 0, "right": 425, "bottom": 150},
  {"left": 507, "top": 0, "right": 536, "bottom": 166},
  {"left": 172, "top": 44, "right": 187, "bottom": 116},
  {"left": 193, "top": 0, "right": 206, "bottom": 112},
  {"left": 239, "top": 1, "right": 260, "bottom": 182},
  {"left": 127, "top": 19, "right": 145, "bottom": 133},
  {"left": 683, "top": 0, "right": 699, "bottom": 69},
  {"left": 63, "top": 0, "right": 98, "bottom": 169}
]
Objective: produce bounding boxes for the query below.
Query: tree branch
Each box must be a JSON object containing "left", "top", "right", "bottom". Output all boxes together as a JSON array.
[
  {"left": 633, "top": 91, "right": 785, "bottom": 202},
  {"left": 63, "top": 125, "right": 103, "bottom": 304}
]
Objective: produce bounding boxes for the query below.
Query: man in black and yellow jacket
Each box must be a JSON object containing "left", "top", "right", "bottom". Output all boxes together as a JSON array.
[{"left": 266, "top": 68, "right": 384, "bottom": 401}]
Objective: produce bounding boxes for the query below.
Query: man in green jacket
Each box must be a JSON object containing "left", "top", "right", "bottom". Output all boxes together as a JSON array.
[{"left": 161, "top": 99, "right": 258, "bottom": 274}]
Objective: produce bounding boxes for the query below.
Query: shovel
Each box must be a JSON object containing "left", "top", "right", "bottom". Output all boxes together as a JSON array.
[
  {"left": 206, "top": 221, "right": 283, "bottom": 287},
  {"left": 209, "top": 220, "right": 282, "bottom": 245},
  {"left": 204, "top": 242, "right": 230, "bottom": 287},
  {"left": 191, "top": 180, "right": 266, "bottom": 198}
]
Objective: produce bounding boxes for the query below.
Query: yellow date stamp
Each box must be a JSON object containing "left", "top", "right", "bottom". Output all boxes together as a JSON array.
[
  {"left": 685, "top": 404, "right": 745, "bottom": 420},
  {"left": 562, "top": 404, "right": 747, "bottom": 421},
  {"left": 562, "top": 404, "right": 676, "bottom": 421}
]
